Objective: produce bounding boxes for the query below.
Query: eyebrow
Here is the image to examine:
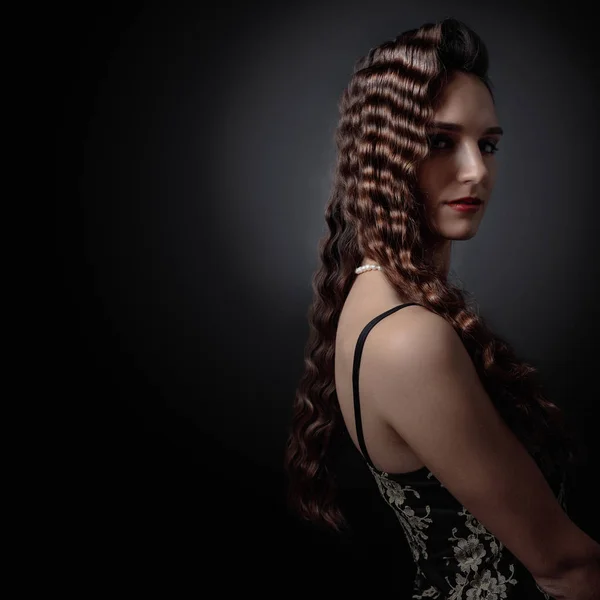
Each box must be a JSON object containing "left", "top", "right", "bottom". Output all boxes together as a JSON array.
[{"left": 428, "top": 121, "right": 504, "bottom": 136}]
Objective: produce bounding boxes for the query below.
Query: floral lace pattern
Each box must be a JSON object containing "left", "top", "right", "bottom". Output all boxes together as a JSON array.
[{"left": 368, "top": 465, "right": 557, "bottom": 599}]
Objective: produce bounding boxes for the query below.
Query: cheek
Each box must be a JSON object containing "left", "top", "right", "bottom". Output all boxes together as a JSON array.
[
  {"left": 417, "top": 162, "right": 444, "bottom": 200},
  {"left": 488, "top": 162, "right": 498, "bottom": 184}
]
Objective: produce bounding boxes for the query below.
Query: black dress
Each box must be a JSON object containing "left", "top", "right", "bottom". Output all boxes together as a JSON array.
[{"left": 351, "top": 303, "right": 567, "bottom": 599}]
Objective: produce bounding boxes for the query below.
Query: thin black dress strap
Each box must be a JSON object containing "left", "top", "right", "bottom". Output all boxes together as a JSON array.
[{"left": 352, "top": 302, "right": 423, "bottom": 469}]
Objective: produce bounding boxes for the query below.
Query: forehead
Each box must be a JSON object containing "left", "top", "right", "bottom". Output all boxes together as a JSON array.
[{"left": 432, "top": 71, "right": 497, "bottom": 126}]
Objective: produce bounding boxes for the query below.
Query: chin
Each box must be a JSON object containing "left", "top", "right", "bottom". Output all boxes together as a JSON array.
[
  {"left": 437, "top": 223, "right": 481, "bottom": 241},
  {"left": 452, "top": 228, "right": 479, "bottom": 241}
]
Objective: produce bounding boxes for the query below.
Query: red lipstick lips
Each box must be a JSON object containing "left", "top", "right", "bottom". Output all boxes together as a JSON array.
[
  {"left": 445, "top": 196, "right": 482, "bottom": 213},
  {"left": 446, "top": 196, "right": 482, "bottom": 205}
]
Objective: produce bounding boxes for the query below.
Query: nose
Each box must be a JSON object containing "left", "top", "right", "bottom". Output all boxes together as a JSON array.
[{"left": 455, "top": 142, "right": 488, "bottom": 184}]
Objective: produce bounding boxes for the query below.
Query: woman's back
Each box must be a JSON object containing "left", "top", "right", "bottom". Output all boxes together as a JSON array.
[
  {"left": 334, "top": 274, "right": 566, "bottom": 599},
  {"left": 335, "top": 274, "right": 426, "bottom": 475}
]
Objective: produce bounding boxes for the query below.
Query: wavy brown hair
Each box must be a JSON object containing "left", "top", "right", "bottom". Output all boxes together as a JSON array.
[{"left": 283, "top": 17, "right": 585, "bottom": 533}]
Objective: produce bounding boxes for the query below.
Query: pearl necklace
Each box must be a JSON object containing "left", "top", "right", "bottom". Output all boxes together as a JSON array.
[{"left": 355, "top": 263, "right": 382, "bottom": 274}]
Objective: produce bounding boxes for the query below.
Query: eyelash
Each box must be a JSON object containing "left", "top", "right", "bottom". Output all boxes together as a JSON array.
[{"left": 427, "top": 134, "right": 500, "bottom": 155}]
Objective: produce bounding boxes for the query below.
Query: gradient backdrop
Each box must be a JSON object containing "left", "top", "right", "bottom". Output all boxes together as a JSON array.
[{"left": 53, "top": 0, "right": 599, "bottom": 594}]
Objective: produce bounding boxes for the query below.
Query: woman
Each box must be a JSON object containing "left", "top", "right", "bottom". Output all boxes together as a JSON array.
[{"left": 284, "top": 16, "right": 600, "bottom": 600}]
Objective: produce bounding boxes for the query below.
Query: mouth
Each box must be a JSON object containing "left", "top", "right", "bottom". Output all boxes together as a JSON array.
[
  {"left": 445, "top": 200, "right": 482, "bottom": 213},
  {"left": 445, "top": 196, "right": 482, "bottom": 205}
]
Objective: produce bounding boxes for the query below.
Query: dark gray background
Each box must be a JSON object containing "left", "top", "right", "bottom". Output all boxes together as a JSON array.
[{"left": 53, "top": 0, "right": 599, "bottom": 594}]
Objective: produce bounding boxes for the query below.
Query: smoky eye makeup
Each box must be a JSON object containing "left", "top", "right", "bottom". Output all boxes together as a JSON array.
[{"left": 426, "top": 133, "right": 500, "bottom": 154}]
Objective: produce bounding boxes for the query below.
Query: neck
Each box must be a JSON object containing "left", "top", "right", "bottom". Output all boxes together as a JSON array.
[
  {"left": 424, "top": 239, "right": 452, "bottom": 279},
  {"left": 361, "top": 240, "right": 452, "bottom": 279}
]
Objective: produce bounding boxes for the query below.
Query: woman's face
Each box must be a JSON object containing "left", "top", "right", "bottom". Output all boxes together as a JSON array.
[{"left": 417, "top": 71, "right": 503, "bottom": 242}]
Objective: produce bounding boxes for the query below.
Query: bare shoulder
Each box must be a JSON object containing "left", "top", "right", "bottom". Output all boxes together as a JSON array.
[
  {"left": 364, "top": 303, "right": 595, "bottom": 581},
  {"left": 366, "top": 303, "right": 467, "bottom": 426},
  {"left": 368, "top": 303, "right": 455, "bottom": 359}
]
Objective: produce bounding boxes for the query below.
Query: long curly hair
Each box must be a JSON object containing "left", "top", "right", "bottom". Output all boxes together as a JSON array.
[{"left": 283, "top": 17, "right": 585, "bottom": 534}]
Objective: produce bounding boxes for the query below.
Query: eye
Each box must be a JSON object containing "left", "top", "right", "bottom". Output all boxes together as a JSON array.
[
  {"left": 426, "top": 134, "right": 500, "bottom": 155},
  {"left": 427, "top": 134, "right": 452, "bottom": 150},
  {"left": 481, "top": 139, "right": 500, "bottom": 155}
]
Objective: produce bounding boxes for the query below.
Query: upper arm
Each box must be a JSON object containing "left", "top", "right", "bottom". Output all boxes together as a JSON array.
[{"left": 370, "top": 308, "right": 595, "bottom": 579}]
